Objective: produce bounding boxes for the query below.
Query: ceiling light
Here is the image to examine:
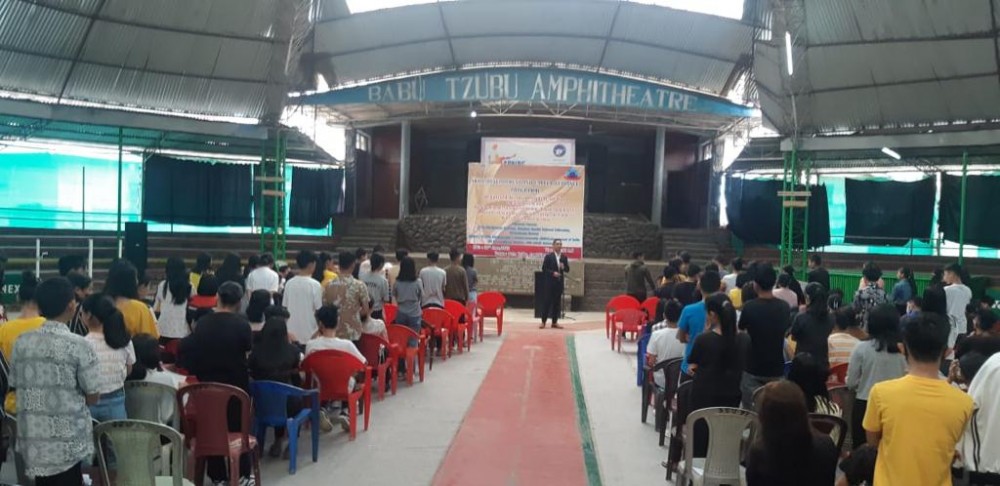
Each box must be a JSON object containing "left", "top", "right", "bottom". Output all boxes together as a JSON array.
[
  {"left": 784, "top": 31, "right": 794, "bottom": 76},
  {"left": 881, "top": 147, "right": 902, "bottom": 160},
  {"left": 470, "top": 110, "right": 477, "bottom": 118}
]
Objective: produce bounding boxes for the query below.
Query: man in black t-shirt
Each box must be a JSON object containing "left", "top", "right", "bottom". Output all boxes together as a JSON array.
[
  {"left": 737, "top": 263, "right": 791, "bottom": 408},
  {"left": 807, "top": 254, "right": 830, "bottom": 292}
]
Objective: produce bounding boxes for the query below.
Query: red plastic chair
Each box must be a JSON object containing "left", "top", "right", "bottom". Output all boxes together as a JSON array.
[
  {"left": 358, "top": 334, "right": 397, "bottom": 400},
  {"left": 388, "top": 324, "right": 426, "bottom": 385},
  {"left": 605, "top": 295, "right": 642, "bottom": 339},
  {"left": 641, "top": 297, "right": 661, "bottom": 323},
  {"left": 424, "top": 308, "right": 464, "bottom": 358},
  {"left": 444, "top": 299, "right": 474, "bottom": 351},
  {"left": 828, "top": 362, "right": 849, "bottom": 387},
  {"left": 301, "top": 350, "right": 373, "bottom": 440},
  {"left": 176, "top": 383, "right": 260, "bottom": 486},
  {"left": 476, "top": 291, "right": 506, "bottom": 337},
  {"left": 383, "top": 303, "right": 398, "bottom": 325},
  {"left": 611, "top": 308, "right": 647, "bottom": 353}
]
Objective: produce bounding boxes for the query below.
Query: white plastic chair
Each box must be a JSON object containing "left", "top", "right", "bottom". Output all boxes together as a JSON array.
[
  {"left": 95, "top": 419, "right": 194, "bottom": 486},
  {"left": 679, "top": 407, "right": 756, "bottom": 486}
]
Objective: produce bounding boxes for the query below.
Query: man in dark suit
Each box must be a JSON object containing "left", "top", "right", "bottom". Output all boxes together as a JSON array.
[{"left": 540, "top": 239, "right": 569, "bottom": 329}]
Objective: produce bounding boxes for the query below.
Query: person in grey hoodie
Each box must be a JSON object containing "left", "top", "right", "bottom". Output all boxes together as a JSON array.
[{"left": 625, "top": 251, "right": 656, "bottom": 302}]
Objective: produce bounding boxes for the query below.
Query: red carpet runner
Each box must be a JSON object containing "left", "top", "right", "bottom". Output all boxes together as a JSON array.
[{"left": 432, "top": 332, "right": 589, "bottom": 486}]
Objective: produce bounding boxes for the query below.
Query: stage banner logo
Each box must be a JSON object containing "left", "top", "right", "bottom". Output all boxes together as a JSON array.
[
  {"left": 481, "top": 137, "right": 575, "bottom": 166},
  {"left": 466, "top": 163, "right": 584, "bottom": 258}
]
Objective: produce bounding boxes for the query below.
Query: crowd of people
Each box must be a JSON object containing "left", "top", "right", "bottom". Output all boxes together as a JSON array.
[
  {"left": 640, "top": 252, "right": 1000, "bottom": 485},
  {"left": 0, "top": 246, "right": 481, "bottom": 486}
]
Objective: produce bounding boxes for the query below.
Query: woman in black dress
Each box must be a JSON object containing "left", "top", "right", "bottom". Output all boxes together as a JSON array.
[{"left": 687, "top": 293, "right": 743, "bottom": 456}]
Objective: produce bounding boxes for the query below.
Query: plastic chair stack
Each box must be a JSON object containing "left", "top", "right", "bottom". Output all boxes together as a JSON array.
[
  {"left": 249, "top": 381, "right": 320, "bottom": 475},
  {"left": 605, "top": 295, "right": 641, "bottom": 339},
  {"left": 388, "top": 324, "right": 426, "bottom": 385},
  {"left": 358, "top": 333, "right": 398, "bottom": 400},
  {"left": 176, "top": 383, "right": 261, "bottom": 486},
  {"left": 94, "top": 419, "right": 192, "bottom": 486},
  {"left": 611, "top": 308, "right": 646, "bottom": 352},
  {"left": 301, "top": 350, "right": 373, "bottom": 440},
  {"left": 476, "top": 291, "right": 506, "bottom": 337}
]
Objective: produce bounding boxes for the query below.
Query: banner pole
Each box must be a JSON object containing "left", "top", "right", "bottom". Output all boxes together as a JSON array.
[{"left": 958, "top": 151, "right": 968, "bottom": 265}]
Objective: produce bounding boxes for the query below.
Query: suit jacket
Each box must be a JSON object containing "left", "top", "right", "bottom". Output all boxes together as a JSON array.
[{"left": 542, "top": 252, "right": 570, "bottom": 292}]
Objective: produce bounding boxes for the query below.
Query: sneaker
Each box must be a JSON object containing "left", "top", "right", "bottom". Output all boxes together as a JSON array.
[
  {"left": 338, "top": 413, "right": 351, "bottom": 432},
  {"left": 318, "top": 410, "right": 334, "bottom": 433},
  {"left": 239, "top": 476, "right": 256, "bottom": 486},
  {"left": 268, "top": 439, "right": 285, "bottom": 458}
]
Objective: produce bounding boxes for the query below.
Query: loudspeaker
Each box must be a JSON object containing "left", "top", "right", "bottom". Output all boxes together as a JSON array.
[{"left": 124, "top": 222, "right": 148, "bottom": 277}]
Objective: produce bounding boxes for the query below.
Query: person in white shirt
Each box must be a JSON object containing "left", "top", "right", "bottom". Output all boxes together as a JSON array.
[
  {"left": 128, "top": 334, "right": 187, "bottom": 425},
  {"left": 154, "top": 257, "right": 191, "bottom": 339},
  {"left": 646, "top": 299, "right": 686, "bottom": 387},
  {"left": 419, "top": 251, "right": 447, "bottom": 308},
  {"left": 961, "top": 352, "right": 1000, "bottom": 477},
  {"left": 283, "top": 250, "right": 324, "bottom": 343},
  {"left": 81, "top": 294, "right": 136, "bottom": 422},
  {"left": 721, "top": 258, "right": 742, "bottom": 293},
  {"left": 944, "top": 263, "right": 973, "bottom": 348},
  {"left": 306, "top": 304, "right": 367, "bottom": 405},
  {"left": 245, "top": 253, "right": 280, "bottom": 295},
  {"left": 361, "top": 253, "right": 391, "bottom": 320}
]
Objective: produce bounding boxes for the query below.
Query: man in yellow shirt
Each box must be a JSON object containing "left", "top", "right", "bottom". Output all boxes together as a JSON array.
[
  {"left": 864, "top": 312, "right": 973, "bottom": 485},
  {"left": 0, "top": 271, "right": 45, "bottom": 413}
]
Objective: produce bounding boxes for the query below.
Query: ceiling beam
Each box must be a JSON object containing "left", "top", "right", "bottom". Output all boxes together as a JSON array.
[
  {"left": 436, "top": 2, "right": 458, "bottom": 69},
  {"left": 780, "top": 128, "right": 1000, "bottom": 152},
  {"left": 803, "top": 71, "right": 998, "bottom": 95},
  {"left": 57, "top": 0, "right": 107, "bottom": 102},
  {"left": 806, "top": 31, "right": 997, "bottom": 48},
  {"left": 596, "top": 2, "right": 622, "bottom": 70}
]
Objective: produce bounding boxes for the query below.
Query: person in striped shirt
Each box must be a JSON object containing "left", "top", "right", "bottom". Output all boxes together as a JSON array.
[{"left": 829, "top": 307, "right": 865, "bottom": 368}]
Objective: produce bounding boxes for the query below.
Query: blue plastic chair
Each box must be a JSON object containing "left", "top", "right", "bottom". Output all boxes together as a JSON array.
[{"left": 249, "top": 380, "right": 320, "bottom": 474}]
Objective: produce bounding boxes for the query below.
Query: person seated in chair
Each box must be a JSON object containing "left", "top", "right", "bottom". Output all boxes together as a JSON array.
[{"left": 306, "top": 305, "right": 367, "bottom": 433}]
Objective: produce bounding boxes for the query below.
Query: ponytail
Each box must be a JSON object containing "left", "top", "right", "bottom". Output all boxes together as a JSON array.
[
  {"left": 82, "top": 294, "right": 132, "bottom": 350},
  {"left": 900, "top": 267, "right": 917, "bottom": 298},
  {"left": 705, "top": 293, "right": 738, "bottom": 364}
]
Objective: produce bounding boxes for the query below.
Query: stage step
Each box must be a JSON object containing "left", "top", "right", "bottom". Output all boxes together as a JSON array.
[{"left": 333, "top": 218, "right": 399, "bottom": 252}]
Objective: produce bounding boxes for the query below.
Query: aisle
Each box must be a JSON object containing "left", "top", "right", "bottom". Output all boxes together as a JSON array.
[{"left": 432, "top": 330, "right": 592, "bottom": 486}]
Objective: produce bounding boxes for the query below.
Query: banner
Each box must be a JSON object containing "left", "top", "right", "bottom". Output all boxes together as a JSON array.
[
  {"left": 480, "top": 137, "right": 575, "bottom": 165},
  {"left": 466, "top": 164, "right": 585, "bottom": 258}
]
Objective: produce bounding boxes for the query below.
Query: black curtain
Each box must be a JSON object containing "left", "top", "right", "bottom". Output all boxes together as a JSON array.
[
  {"left": 725, "top": 176, "right": 830, "bottom": 247},
  {"left": 844, "top": 178, "right": 935, "bottom": 246},
  {"left": 289, "top": 166, "right": 344, "bottom": 229},
  {"left": 940, "top": 174, "right": 1000, "bottom": 248},
  {"left": 143, "top": 155, "right": 253, "bottom": 226}
]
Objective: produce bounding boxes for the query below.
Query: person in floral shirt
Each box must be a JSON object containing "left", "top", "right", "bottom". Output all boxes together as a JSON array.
[{"left": 323, "top": 252, "right": 370, "bottom": 342}]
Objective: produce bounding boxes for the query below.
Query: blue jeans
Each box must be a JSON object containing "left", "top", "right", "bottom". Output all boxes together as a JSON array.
[
  {"left": 89, "top": 388, "right": 127, "bottom": 422},
  {"left": 397, "top": 313, "right": 422, "bottom": 347}
]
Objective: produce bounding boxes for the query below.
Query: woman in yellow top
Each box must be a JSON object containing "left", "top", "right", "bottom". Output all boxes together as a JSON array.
[
  {"left": 189, "top": 252, "right": 212, "bottom": 294},
  {"left": 314, "top": 251, "right": 337, "bottom": 288},
  {"left": 106, "top": 260, "right": 159, "bottom": 339},
  {"left": 0, "top": 271, "right": 45, "bottom": 413}
]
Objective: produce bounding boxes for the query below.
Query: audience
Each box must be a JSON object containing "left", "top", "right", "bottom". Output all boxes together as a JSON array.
[
  {"left": 444, "top": 248, "right": 470, "bottom": 305},
  {"left": 126, "top": 333, "right": 186, "bottom": 425},
  {"left": 781, "top": 265, "right": 805, "bottom": 305},
  {"left": 66, "top": 272, "right": 92, "bottom": 336},
  {"left": 284, "top": 250, "right": 323, "bottom": 344},
  {"left": 0, "top": 271, "right": 43, "bottom": 360},
  {"left": 314, "top": 251, "right": 337, "bottom": 288},
  {"left": 853, "top": 261, "right": 889, "bottom": 330},
  {"left": 57, "top": 254, "right": 87, "bottom": 277},
  {"left": 106, "top": 260, "right": 159, "bottom": 338},
  {"left": 81, "top": 294, "right": 135, "bottom": 423},
  {"left": 155, "top": 257, "right": 191, "bottom": 341},
  {"left": 10, "top": 277, "right": 101, "bottom": 486},
  {"left": 190, "top": 252, "right": 212, "bottom": 290},
  {"left": 944, "top": 263, "right": 973, "bottom": 350},
  {"left": 891, "top": 267, "right": 917, "bottom": 315},
  {"left": 654, "top": 265, "right": 681, "bottom": 299},
  {"left": 789, "top": 282, "right": 834, "bottom": 366},
  {"left": 807, "top": 254, "right": 830, "bottom": 292},
  {"left": 394, "top": 256, "right": 424, "bottom": 337},
  {"left": 960, "top": 352, "right": 1000, "bottom": 478},
  {"left": 847, "top": 304, "right": 907, "bottom": 446},
  {"left": 673, "top": 264, "right": 702, "bottom": 307},
  {"left": 362, "top": 253, "right": 392, "bottom": 321},
  {"left": 624, "top": 251, "right": 656, "bottom": 302},
  {"left": 463, "top": 253, "right": 479, "bottom": 307},
  {"left": 187, "top": 274, "right": 219, "bottom": 328},
  {"left": 863, "top": 312, "right": 973, "bottom": 485},
  {"left": 247, "top": 253, "right": 280, "bottom": 298},
  {"left": 245, "top": 289, "right": 273, "bottom": 332},
  {"left": 388, "top": 249, "right": 408, "bottom": 290},
  {"left": 687, "top": 293, "right": 743, "bottom": 456},
  {"left": 745, "top": 380, "right": 838, "bottom": 486},
  {"left": 353, "top": 248, "right": 369, "bottom": 279},
  {"left": 419, "top": 251, "right": 447, "bottom": 309},
  {"left": 249, "top": 316, "right": 304, "bottom": 457},
  {"left": 786, "top": 352, "right": 841, "bottom": 416},
  {"left": 322, "top": 252, "right": 370, "bottom": 343},
  {"left": 828, "top": 307, "right": 864, "bottom": 368},
  {"left": 738, "top": 263, "right": 791, "bottom": 409},
  {"left": 678, "top": 271, "right": 721, "bottom": 375},
  {"left": 215, "top": 252, "right": 244, "bottom": 288},
  {"left": 306, "top": 305, "right": 367, "bottom": 430},
  {"left": 773, "top": 273, "right": 799, "bottom": 310},
  {"left": 721, "top": 257, "right": 742, "bottom": 293},
  {"left": 647, "top": 299, "right": 685, "bottom": 388}
]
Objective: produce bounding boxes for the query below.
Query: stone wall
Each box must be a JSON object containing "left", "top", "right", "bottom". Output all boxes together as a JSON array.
[
  {"left": 399, "top": 213, "right": 662, "bottom": 260},
  {"left": 397, "top": 214, "right": 466, "bottom": 251}
]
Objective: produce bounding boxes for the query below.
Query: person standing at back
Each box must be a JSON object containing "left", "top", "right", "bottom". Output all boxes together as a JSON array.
[
  {"left": 323, "top": 252, "right": 370, "bottom": 344},
  {"left": 807, "top": 254, "right": 830, "bottom": 293},
  {"left": 863, "top": 312, "right": 973, "bottom": 486},
  {"left": 190, "top": 252, "right": 212, "bottom": 292},
  {"left": 790, "top": 283, "right": 835, "bottom": 366},
  {"left": 387, "top": 249, "right": 407, "bottom": 291},
  {"left": 846, "top": 304, "right": 907, "bottom": 447},
  {"left": 540, "top": 239, "right": 569, "bottom": 329},
  {"left": 246, "top": 253, "right": 280, "bottom": 297},
  {"left": 11, "top": 277, "right": 101, "bottom": 486},
  {"left": 444, "top": 248, "right": 470, "bottom": 306},
  {"left": 677, "top": 271, "right": 722, "bottom": 376},
  {"left": 738, "top": 263, "right": 791, "bottom": 409},
  {"left": 284, "top": 250, "right": 323, "bottom": 344},
  {"left": 773, "top": 273, "right": 800, "bottom": 310},
  {"left": 721, "top": 257, "right": 743, "bottom": 293},
  {"left": 419, "top": 252, "right": 447, "bottom": 309},
  {"left": 463, "top": 254, "right": 479, "bottom": 307},
  {"left": 854, "top": 261, "right": 889, "bottom": 330},
  {"left": 106, "top": 260, "right": 159, "bottom": 339},
  {"left": 154, "top": 257, "right": 191, "bottom": 342},
  {"left": 624, "top": 251, "right": 656, "bottom": 303},
  {"left": 944, "top": 263, "right": 973, "bottom": 349},
  {"left": 362, "top": 253, "right": 391, "bottom": 320}
]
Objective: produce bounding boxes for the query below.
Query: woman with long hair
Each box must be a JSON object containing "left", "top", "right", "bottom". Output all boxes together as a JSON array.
[
  {"left": 126, "top": 333, "right": 186, "bottom": 425},
  {"left": 81, "top": 294, "right": 134, "bottom": 422},
  {"left": 846, "top": 304, "right": 906, "bottom": 446},
  {"left": 312, "top": 252, "right": 332, "bottom": 284},
  {"left": 392, "top": 256, "right": 423, "bottom": 336},
  {"left": 245, "top": 289, "right": 272, "bottom": 332},
  {"left": 892, "top": 267, "right": 917, "bottom": 315},
  {"left": 155, "top": 257, "right": 191, "bottom": 342},
  {"left": 745, "top": 380, "right": 839, "bottom": 485},
  {"left": 922, "top": 285, "right": 948, "bottom": 317},
  {"left": 248, "top": 316, "right": 303, "bottom": 457},
  {"left": 687, "top": 293, "right": 743, "bottom": 456},
  {"left": 215, "top": 253, "right": 244, "bottom": 287},
  {"left": 66, "top": 272, "right": 92, "bottom": 336},
  {"left": 106, "top": 259, "right": 158, "bottom": 338},
  {"left": 190, "top": 252, "right": 212, "bottom": 292},
  {"left": 790, "top": 282, "right": 834, "bottom": 366},
  {"left": 787, "top": 352, "right": 841, "bottom": 416}
]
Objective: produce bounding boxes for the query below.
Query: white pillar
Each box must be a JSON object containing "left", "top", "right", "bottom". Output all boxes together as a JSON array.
[
  {"left": 652, "top": 126, "right": 667, "bottom": 227},
  {"left": 399, "top": 121, "right": 411, "bottom": 218}
]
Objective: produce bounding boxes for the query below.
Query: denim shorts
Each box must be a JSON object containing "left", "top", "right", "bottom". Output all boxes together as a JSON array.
[{"left": 89, "top": 388, "right": 127, "bottom": 422}]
